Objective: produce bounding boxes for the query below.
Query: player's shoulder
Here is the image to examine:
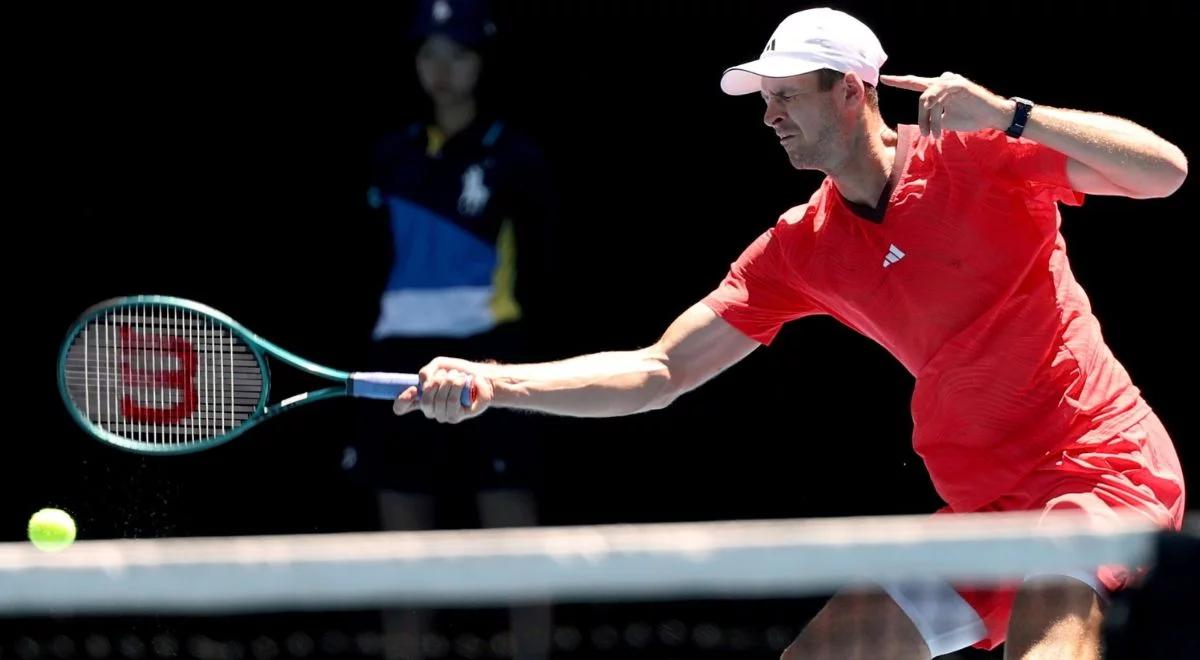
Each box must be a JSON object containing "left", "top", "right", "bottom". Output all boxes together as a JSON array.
[
  {"left": 776, "top": 180, "right": 831, "bottom": 227},
  {"left": 778, "top": 203, "right": 815, "bottom": 226}
]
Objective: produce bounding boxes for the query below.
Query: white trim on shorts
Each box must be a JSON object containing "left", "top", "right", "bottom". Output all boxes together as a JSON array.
[{"left": 881, "top": 571, "right": 1107, "bottom": 657}]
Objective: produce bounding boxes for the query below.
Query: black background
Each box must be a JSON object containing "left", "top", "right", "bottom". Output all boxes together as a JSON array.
[{"left": 6, "top": 1, "right": 1196, "bottom": 656}]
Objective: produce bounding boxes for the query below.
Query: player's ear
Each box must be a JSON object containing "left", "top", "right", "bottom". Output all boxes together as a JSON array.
[{"left": 841, "top": 72, "right": 866, "bottom": 109}]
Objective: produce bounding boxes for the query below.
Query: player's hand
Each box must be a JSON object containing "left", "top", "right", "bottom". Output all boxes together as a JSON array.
[
  {"left": 880, "top": 72, "right": 1014, "bottom": 139},
  {"left": 392, "top": 357, "right": 494, "bottom": 423}
]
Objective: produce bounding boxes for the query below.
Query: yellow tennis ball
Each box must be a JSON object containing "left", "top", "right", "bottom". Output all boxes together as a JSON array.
[{"left": 28, "top": 508, "right": 76, "bottom": 552}]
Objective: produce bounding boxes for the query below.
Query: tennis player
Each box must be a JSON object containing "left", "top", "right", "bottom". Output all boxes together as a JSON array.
[{"left": 392, "top": 7, "right": 1187, "bottom": 659}]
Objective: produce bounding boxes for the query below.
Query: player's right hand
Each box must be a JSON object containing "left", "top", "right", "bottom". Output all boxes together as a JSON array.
[{"left": 392, "top": 357, "right": 494, "bottom": 423}]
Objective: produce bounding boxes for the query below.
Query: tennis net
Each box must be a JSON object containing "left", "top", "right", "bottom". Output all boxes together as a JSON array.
[{"left": 1, "top": 509, "right": 1195, "bottom": 658}]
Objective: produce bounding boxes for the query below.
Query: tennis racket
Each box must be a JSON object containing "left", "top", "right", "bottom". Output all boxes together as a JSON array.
[{"left": 57, "top": 295, "right": 476, "bottom": 455}]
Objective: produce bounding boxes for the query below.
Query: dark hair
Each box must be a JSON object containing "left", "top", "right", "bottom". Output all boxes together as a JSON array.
[{"left": 816, "top": 68, "right": 878, "bottom": 110}]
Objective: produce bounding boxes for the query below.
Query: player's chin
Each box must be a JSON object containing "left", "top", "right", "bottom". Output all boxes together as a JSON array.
[{"left": 785, "top": 150, "right": 818, "bottom": 171}]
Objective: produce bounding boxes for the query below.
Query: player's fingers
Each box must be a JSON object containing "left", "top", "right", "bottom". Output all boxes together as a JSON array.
[
  {"left": 919, "top": 93, "right": 933, "bottom": 136},
  {"left": 445, "top": 370, "right": 467, "bottom": 421},
  {"left": 879, "top": 74, "right": 932, "bottom": 91},
  {"left": 919, "top": 88, "right": 948, "bottom": 137},
  {"left": 420, "top": 369, "right": 447, "bottom": 419},
  {"left": 417, "top": 361, "right": 439, "bottom": 402},
  {"left": 433, "top": 369, "right": 459, "bottom": 421},
  {"left": 931, "top": 89, "right": 953, "bottom": 138},
  {"left": 392, "top": 386, "right": 420, "bottom": 415},
  {"left": 441, "top": 369, "right": 468, "bottom": 422}
]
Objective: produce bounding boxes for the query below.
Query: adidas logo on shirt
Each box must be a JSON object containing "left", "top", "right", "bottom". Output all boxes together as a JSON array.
[{"left": 883, "top": 244, "right": 906, "bottom": 268}]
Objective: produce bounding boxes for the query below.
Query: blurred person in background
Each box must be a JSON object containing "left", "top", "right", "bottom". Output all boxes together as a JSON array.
[{"left": 341, "top": 1, "right": 556, "bottom": 658}]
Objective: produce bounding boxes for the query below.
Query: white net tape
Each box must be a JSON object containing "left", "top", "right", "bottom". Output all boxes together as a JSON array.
[{"left": 0, "top": 509, "right": 1172, "bottom": 617}]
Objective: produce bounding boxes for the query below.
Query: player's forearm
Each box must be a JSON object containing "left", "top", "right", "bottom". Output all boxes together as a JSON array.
[
  {"left": 1001, "top": 103, "right": 1187, "bottom": 197},
  {"left": 478, "top": 349, "right": 676, "bottom": 417}
]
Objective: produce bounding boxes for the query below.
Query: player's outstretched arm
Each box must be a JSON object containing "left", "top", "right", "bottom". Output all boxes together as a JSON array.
[{"left": 393, "top": 302, "right": 759, "bottom": 423}]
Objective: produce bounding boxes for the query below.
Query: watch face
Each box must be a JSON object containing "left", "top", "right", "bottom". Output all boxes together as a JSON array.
[{"left": 1007, "top": 98, "right": 1032, "bottom": 137}]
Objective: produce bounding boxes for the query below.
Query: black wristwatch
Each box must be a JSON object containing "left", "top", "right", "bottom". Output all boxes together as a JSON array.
[{"left": 1005, "top": 97, "right": 1034, "bottom": 138}]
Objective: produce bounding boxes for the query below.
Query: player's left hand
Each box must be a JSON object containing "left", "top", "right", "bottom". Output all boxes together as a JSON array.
[{"left": 880, "top": 72, "right": 1014, "bottom": 139}]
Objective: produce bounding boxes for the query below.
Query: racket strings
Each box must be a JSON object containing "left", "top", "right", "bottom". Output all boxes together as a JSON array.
[{"left": 62, "top": 306, "right": 263, "bottom": 447}]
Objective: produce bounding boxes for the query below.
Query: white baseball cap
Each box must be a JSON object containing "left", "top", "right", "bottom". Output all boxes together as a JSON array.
[{"left": 720, "top": 7, "right": 888, "bottom": 96}]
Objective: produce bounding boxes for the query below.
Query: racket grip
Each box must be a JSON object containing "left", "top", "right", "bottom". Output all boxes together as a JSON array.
[{"left": 349, "top": 372, "right": 475, "bottom": 407}]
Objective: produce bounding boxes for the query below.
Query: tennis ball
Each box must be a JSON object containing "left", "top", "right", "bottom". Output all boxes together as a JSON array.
[{"left": 27, "top": 508, "right": 76, "bottom": 552}]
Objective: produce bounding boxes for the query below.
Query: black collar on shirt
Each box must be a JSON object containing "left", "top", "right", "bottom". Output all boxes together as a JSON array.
[{"left": 838, "top": 179, "right": 894, "bottom": 224}]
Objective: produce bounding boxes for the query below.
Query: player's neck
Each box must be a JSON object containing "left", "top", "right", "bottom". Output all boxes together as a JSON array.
[
  {"left": 434, "top": 100, "right": 478, "bottom": 140},
  {"left": 829, "top": 121, "right": 895, "bottom": 208}
]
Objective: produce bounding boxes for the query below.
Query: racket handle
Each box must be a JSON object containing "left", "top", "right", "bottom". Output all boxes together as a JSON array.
[{"left": 349, "top": 372, "right": 476, "bottom": 407}]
